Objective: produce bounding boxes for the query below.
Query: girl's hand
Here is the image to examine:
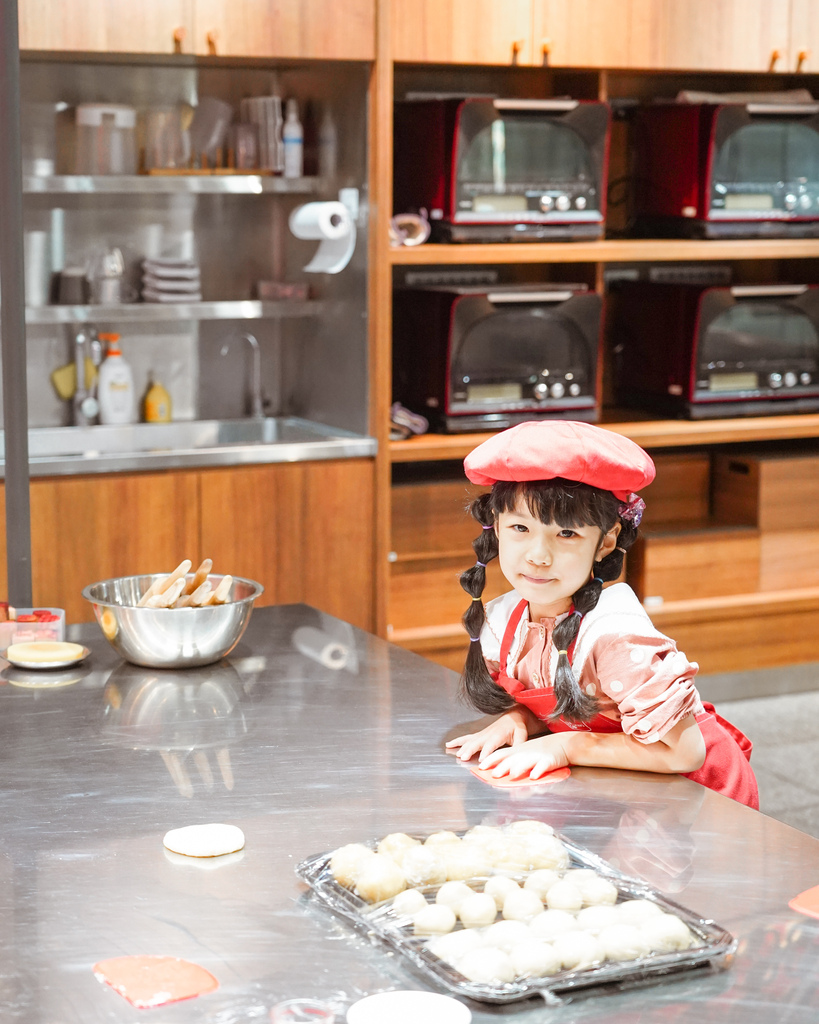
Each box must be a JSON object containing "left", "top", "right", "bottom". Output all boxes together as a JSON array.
[
  {"left": 445, "top": 709, "right": 533, "bottom": 763},
  {"left": 477, "top": 734, "right": 571, "bottom": 780}
]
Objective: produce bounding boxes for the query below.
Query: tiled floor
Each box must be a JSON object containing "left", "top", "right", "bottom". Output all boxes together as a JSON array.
[{"left": 699, "top": 663, "right": 819, "bottom": 839}]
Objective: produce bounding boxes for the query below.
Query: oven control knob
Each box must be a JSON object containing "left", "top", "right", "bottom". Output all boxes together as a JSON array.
[
  {"left": 784, "top": 194, "right": 798, "bottom": 210},
  {"left": 540, "top": 195, "right": 554, "bottom": 211},
  {"left": 533, "top": 383, "right": 549, "bottom": 400},
  {"left": 550, "top": 381, "right": 566, "bottom": 398},
  {"left": 800, "top": 194, "right": 812, "bottom": 210},
  {"left": 555, "top": 194, "right": 571, "bottom": 212},
  {"left": 575, "top": 196, "right": 587, "bottom": 210},
  {"left": 784, "top": 371, "right": 798, "bottom": 387},
  {"left": 769, "top": 373, "right": 783, "bottom": 388},
  {"left": 569, "top": 382, "right": 582, "bottom": 397},
  {"left": 801, "top": 372, "right": 812, "bottom": 385}
]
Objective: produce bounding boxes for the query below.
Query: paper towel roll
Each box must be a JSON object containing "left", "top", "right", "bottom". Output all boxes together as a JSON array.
[
  {"left": 292, "top": 626, "right": 349, "bottom": 670},
  {"left": 288, "top": 201, "right": 356, "bottom": 274}
]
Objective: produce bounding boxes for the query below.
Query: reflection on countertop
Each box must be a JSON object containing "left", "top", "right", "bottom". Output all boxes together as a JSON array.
[{"left": 3, "top": 417, "right": 376, "bottom": 477}]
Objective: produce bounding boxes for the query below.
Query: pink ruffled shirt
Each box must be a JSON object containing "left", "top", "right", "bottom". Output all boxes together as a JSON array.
[{"left": 482, "top": 584, "right": 705, "bottom": 744}]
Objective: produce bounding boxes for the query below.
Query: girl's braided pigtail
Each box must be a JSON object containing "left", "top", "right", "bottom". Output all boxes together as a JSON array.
[{"left": 459, "top": 493, "right": 515, "bottom": 715}]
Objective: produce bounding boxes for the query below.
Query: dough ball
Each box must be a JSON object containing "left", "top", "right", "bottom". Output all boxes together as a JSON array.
[
  {"left": 552, "top": 930, "right": 605, "bottom": 970},
  {"left": 562, "top": 868, "right": 600, "bottom": 893},
  {"left": 457, "top": 948, "right": 516, "bottom": 984},
  {"left": 377, "top": 832, "right": 420, "bottom": 863},
  {"left": 510, "top": 940, "right": 562, "bottom": 978},
  {"left": 413, "top": 904, "right": 457, "bottom": 936},
  {"left": 463, "top": 825, "right": 503, "bottom": 842},
  {"left": 529, "top": 909, "right": 579, "bottom": 941},
  {"left": 391, "top": 887, "right": 429, "bottom": 918},
  {"left": 162, "top": 823, "right": 245, "bottom": 858},
  {"left": 579, "top": 876, "right": 619, "bottom": 907},
  {"left": 502, "top": 889, "right": 544, "bottom": 923},
  {"left": 598, "top": 923, "right": 650, "bottom": 962},
  {"left": 428, "top": 928, "right": 483, "bottom": 966},
  {"left": 576, "top": 905, "right": 619, "bottom": 933},
  {"left": 354, "top": 853, "right": 407, "bottom": 903},
  {"left": 521, "top": 835, "right": 570, "bottom": 871},
  {"left": 439, "top": 843, "right": 492, "bottom": 881},
  {"left": 329, "top": 843, "right": 378, "bottom": 888},
  {"left": 467, "top": 834, "right": 508, "bottom": 866},
  {"left": 616, "top": 899, "right": 664, "bottom": 925},
  {"left": 435, "top": 880, "right": 475, "bottom": 913},
  {"left": 545, "top": 880, "right": 584, "bottom": 912},
  {"left": 523, "top": 869, "right": 561, "bottom": 901},
  {"left": 483, "top": 876, "right": 521, "bottom": 910},
  {"left": 641, "top": 913, "right": 696, "bottom": 953},
  {"left": 505, "top": 819, "right": 555, "bottom": 837},
  {"left": 491, "top": 837, "right": 533, "bottom": 874},
  {"left": 400, "top": 846, "right": 447, "bottom": 887},
  {"left": 480, "top": 919, "right": 531, "bottom": 952},
  {"left": 424, "top": 830, "right": 461, "bottom": 846},
  {"left": 459, "top": 892, "right": 498, "bottom": 928}
]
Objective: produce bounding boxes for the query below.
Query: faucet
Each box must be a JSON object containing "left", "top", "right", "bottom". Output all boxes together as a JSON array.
[
  {"left": 221, "top": 332, "right": 264, "bottom": 419},
  {"left": 73, "top": 329, "right": 100, "bottom": 426}
]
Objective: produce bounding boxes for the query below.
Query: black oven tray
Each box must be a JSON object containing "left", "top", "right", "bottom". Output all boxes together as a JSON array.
[{"left": 296, "top": 828, "right": 736, "bottom": 1006}]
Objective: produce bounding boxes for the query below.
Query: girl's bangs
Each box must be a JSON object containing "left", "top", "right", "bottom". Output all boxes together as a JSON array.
[{"left": 491, "top": 480, "right": 619, "bottom": 530}]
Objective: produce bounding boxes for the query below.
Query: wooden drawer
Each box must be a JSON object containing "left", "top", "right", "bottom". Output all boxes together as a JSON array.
[
  {"left": 392, "top": 479, "right": 488, "bottom": 558},
  {"left": 759, "top": 530, "right": 819, "bottom": 591},
  {"left": 712, "top": 450, "right": 819, "bottom": 531},
  {"left": 640, "top": 452, "right": 711, "bottom": 528},
  {"left": 388, "top": 556, "right": 507, "bottom": 632},
  {"left": 627, "top": 524, "right": 760, "bottom": 604}
]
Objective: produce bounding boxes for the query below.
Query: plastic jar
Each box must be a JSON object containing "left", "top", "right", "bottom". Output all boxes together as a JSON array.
[{"left": 74, "top": 104, "right": 138, "bottom": 175}]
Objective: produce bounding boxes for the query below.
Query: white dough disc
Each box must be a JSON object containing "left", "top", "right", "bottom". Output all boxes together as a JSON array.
[{"left": 162, "top": 823, "right": 245, "bottom": 858}]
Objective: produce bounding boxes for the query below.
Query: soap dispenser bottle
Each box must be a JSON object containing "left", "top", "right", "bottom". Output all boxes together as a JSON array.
[
  {"left": 143, "top": 371, "right": 172, "bottom": 423},
  {"left": 97, "top": 332, "right": 136, "bottom": 425},
  {"left": 283, "top": 98, "right": 303, "bottom": 178}
]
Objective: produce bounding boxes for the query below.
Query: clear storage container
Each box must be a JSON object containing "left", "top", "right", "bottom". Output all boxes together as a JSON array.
[{"left": 74, "top": 103, "right": 137, "bottom": 175}]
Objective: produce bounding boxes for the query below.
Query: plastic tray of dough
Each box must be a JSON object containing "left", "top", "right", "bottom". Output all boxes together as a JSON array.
[{"left": 295, "top": 826, "right": 736, "bottom": 1006}]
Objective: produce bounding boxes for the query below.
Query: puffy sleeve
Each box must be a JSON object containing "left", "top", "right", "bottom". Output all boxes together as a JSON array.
[{"left": 590, "top": 634, "right": 703, "bottom": 744}]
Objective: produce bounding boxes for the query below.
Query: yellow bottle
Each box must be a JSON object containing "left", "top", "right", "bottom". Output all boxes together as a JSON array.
[{"left": 143, "top": 372, "right": 172, "bottom": 423}]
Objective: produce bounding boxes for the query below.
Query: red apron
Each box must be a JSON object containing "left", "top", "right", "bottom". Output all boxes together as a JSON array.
[{"left": 494, "top": 599, "right": 759, "bottom": 810}]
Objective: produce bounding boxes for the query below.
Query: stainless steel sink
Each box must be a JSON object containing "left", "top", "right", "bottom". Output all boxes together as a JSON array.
[{"left": 0, "top": 418, "right": 377, "bottom": 477}]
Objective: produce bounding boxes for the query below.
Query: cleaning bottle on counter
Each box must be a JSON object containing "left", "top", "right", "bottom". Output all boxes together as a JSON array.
[
  {"left": 283, "top": 98, "right": 303, "bottom": 179},
  {"left": 97, "top": 332, "right": 135, "bottom": 425},
  {"left": 143, "top": 371, "right": 172, "bottom": 423}
]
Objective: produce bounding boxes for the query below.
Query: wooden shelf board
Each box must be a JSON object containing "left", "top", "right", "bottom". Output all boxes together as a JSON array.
[
  {"left": 390, "top": 411, "right": 819, "bottom": 462},
  {"left": 389, "top": 238, "right": 819, "bottom": 265}
]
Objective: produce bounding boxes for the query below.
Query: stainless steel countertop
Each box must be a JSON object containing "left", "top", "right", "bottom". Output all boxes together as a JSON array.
[
  {"left": 2, "top": 418, "right": 376, "bottom": 477},
  {"left": 1, "top": 604, "right": 817, "bottom": 1022}
]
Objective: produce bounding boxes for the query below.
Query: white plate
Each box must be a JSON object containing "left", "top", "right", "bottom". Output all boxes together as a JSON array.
[
  {"left": 346, "top": 992, "right": 471, "bottom": 1024},
  {"left": 2, "top": 642, "right": 90, "bottom": 670}
]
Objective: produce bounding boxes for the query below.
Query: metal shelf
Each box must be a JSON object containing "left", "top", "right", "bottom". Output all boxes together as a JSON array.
[
  {"left": 23, "top": 174, "right": 321, "bottom": 195},
  {"left": 26, "top": 299, "right": 323, "bottom": 325}
]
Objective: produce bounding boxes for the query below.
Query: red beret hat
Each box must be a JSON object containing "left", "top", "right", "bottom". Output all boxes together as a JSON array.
[{"left": 463, "top": 420, "right": 655, "bottom": 501}]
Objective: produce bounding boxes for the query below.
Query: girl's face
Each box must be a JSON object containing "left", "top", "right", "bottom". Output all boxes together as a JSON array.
[{"left": 495, "top": 498, "right": 620, "bottom": 620}]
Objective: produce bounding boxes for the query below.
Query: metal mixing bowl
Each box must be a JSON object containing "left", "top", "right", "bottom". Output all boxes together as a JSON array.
[{"left": 82, "top": 574, "right": 264, "bottom": 668}]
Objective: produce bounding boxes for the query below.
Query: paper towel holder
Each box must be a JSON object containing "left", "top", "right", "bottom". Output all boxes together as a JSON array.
[{"left": 289, "top": 188, "right": 358, "bottom": 274}]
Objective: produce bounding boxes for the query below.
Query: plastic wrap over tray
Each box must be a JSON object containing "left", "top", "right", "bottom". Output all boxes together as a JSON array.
[{"left": 296, "top": 828, "right": 736, "bottom": 1006}]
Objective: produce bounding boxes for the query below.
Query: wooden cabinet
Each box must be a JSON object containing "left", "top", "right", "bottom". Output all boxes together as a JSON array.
[
  {"left": 0, "top": 459, "right": 375, "bottom": 631},
  {"left": 390, "top": 0, "right": 533, "bottom": 65},
  {"left": 194, "top": 0, "right": 375, "bottom": 59},
  {"left": 18, "top": 0, "right": 375, "bottom": 58},
  {"left": 789, "top": 0, "right": 819, "bottom": 73},
  {"left": 17, "top": 0, "right": 192, "bottom": 54},
  {"left": 199, "top": 459, "right": 375, "bottom": 630}
]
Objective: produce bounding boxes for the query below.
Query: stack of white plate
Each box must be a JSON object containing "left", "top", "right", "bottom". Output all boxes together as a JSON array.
[{"left": 142, "top": 258, "right": 202, "bottom": 303}]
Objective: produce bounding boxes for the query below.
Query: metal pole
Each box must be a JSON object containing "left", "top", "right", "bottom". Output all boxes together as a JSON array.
[{"left": 0, "top": 0, "right": 33, "bottom": 605}]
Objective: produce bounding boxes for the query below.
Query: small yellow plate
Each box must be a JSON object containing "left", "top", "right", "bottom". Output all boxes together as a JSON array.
[{"left": 3, "top": 641, "right": 90, "bottom": 670}]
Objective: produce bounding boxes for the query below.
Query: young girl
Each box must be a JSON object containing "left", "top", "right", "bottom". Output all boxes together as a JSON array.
[{"left": 446, "top": 420, "right": 759, "bottom": 809}]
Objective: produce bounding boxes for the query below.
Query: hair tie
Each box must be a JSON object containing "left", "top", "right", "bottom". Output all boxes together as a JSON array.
[
  {"left": 593, "top": 577, "right": 603, "bottom": 585},
  {"left": 616, "top": 546, "right": 627, "bottom": 554},
  {"left": 471, "top": 596, "right": 481, "bottom": 602},
  {"left": 570, "top": 610, "right": 583, "bottom": 619},
  {"left": 557, "top": 649, "right": 568, "bottom": 656},
  {"left": 469, "top": 636, "right": 481, "bottom": 643},
  {"left": 475, "top": 561, "right": 487, "bottom": 568},
  {"left": 481, "top": 524, "right": 494, "bottom": 530}
]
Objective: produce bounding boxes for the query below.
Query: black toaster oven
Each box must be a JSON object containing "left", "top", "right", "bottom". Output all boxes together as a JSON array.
[
  {"left": 393, "top": 284, "right": 601, "bottom": 433},
  {"left": 394, "top": 96, "right": 611, "bottom": 242},
  {"left": 611, "top": 282, "right": 819, "bottom": 418}
]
